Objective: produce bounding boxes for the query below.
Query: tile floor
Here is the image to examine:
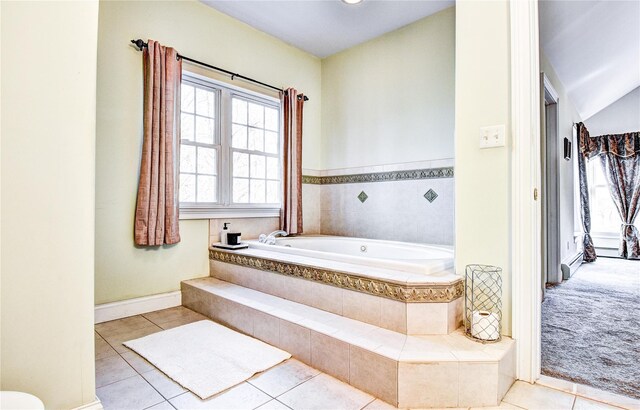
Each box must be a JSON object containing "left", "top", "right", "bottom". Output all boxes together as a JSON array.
[{"left": 95, "top": 307, "right": 638, "bottom": 410}]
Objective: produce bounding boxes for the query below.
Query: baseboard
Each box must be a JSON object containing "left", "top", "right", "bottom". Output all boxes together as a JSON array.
[
  {"left": 561, "top": 251, "right": 583, "bottom": 280},
  {"left": 73, "top": 398, "right": 103, "bottom": 410},
  {"left": 95, "top": 291, "right": 182, "bottom": 324}
]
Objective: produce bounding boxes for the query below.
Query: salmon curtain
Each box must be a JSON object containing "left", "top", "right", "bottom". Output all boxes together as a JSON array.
[
  {"left": 280, "top": 88, "right": 305, "bottom": 235},
  {"left": 134, "top": 40, "right": 182, "bottom": 246}
]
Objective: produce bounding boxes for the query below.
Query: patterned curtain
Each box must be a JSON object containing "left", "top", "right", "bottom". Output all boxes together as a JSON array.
[
  {"left": 280, "top": 88, "right": 305, "bottom": 235},
  {"left": 581, "top": 132, "right": 640, "bottom": 259},
  {"left": 576, "top": 123, "right": 597, "bottom": 262},
  {"left": 134, "top": 40, "right": 182, "bottom": 246}
]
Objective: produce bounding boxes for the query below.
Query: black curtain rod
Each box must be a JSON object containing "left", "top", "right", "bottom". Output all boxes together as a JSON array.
[{"left": 131, "top": 39, "right": 309, "bottom": 101}]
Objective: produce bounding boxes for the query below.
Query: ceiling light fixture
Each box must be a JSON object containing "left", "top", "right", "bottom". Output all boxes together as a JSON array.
[{"left": 342, "top": 0, "right": 364, "bottom": 4}]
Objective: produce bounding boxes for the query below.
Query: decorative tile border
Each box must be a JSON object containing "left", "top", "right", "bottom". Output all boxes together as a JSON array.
[
  {"left": 209, "top": 249, "right": 463, "bottom": 303},
  {"left": 302, "top": 167, "right": 454, "bottom": 185}
]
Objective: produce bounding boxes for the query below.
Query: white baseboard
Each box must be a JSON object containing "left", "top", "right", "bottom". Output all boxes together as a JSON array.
[
  {"left": 561, "top": 251, "right": 583, "bottom": 280},
  {"left": 95, "top": 291, "right": 182, "bottom": 324},
  {"left": 73, "top": 398, "right": 103, "bottom": 410}
]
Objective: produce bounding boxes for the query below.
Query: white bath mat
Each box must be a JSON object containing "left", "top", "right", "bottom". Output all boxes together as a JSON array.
[{"left": 123, "top": 320, "right": 291, "bottom": 399}]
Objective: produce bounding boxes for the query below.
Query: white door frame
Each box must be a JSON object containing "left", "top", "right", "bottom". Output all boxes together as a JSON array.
[{"left": 510, "top": 0, "right": 543, "bottom": 383}]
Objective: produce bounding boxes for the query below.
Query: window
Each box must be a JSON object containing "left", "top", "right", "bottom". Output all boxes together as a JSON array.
[
  {"left": 231, "top": 97, "right": 281, "bottom": 204},
  {"left": 179, "top": 72, "right": 281, "bottom": 218},
  {"left": 588, "top": 159, "right": 618, "bottom": 234},
  {"left": 586, "top": 158, "right": 639, "bottom": 235}
]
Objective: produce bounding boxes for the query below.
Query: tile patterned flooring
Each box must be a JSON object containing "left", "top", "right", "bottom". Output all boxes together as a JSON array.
[{"left": 95, "top": 307, "right": 637, "bottom": 410}]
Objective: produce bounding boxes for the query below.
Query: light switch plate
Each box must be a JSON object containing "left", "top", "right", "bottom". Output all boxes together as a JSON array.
[{"left": 480, "top": 124, "right": 506, "bottom": 149}]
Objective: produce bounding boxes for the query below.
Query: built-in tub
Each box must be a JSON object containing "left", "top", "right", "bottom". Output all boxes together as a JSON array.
[{"left": 247, "top": 236, "right": 453, "bottom": 275}]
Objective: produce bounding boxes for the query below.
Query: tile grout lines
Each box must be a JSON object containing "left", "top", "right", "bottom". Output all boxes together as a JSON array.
[{"left": 96, "top": 314, "right": 183, "bottom": 410}]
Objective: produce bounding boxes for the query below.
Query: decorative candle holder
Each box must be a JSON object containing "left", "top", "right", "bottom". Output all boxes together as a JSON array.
[{"left": 464, "top": 264, "right": 502, "bottom": 343}]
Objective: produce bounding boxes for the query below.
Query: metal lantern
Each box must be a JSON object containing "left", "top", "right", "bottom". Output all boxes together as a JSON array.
[{"left": 464, "top": 264, "right": 502, "bottom": 343}]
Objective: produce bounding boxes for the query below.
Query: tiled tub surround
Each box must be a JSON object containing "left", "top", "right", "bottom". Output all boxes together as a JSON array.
[
  {"left": 209, "top": 217, "right": 280, "bottom": 244},
  {"left": 302, "top": 159, "right": 455, "bottom": 245},
  {"left": 182, "top": 277, "right": 515, "bottom": 408},
  {"left": 208, "top": 247, "right": 462, "bottom": 335}
]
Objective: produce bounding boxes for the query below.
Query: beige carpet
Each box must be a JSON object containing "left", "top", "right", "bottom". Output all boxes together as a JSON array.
[{"left": 124, "top": 320, "right": 291, "bottom": 399}]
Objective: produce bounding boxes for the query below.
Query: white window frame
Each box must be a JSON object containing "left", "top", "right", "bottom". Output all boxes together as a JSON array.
[{"left": 179, "top": 71, "right": 282, "bottom": 219}]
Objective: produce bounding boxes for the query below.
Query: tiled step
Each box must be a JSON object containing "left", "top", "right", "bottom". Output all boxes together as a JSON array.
[
  {"left": 182, "top": 277, "right": 515, "bottom": 409},
  {"left": 209, "top": 248, "right": 463, "bottom": 335}
]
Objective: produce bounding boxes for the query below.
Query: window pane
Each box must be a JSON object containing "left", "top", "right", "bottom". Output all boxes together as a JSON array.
[
  {"left": 180, "top": 145, "right": 196, "bottom": 173},
  {"left": 181, "top": 113, "right": 194, "bottom": 141},
  {"left": 233, "top": 152, "right": 249, "bottom": 177},
  {"left": 593, "top": 161, "right": 607, "bottom": 186},
  {"left": 266, "top": 180, "right": 280, "bottom": 204},
  {"left": 181, "top": 85, "right": 194, "bottom": 113},
  {"left": 250, "top": 179, "right": 266, "bottom": 203},
  {"left": 232, "top": 124, "right": 247, "bottom": 149},
  {"left": 248, "top": 128, "right": 264, "bottom": 152},
  {"left": 265, "top": 131, "right": 278, "bottom": 154},
  {"left": 197, "top": 175, "right": 216, "bottom": 202},
  {"left": 265, "top": 107, "right": 278, "bottom": 131},
  {"left": 266, "top": 157, "right": 279, "bottom": 180},
  {"left": 180, "top": 174, "right": 195, "bottom": 202},
  {"left": 250, "top": 155, "right": 265, "bottom": 178},
  {"left": 197, "top": 147, "right": 216, "bottom": 175},
  {"left": 233, "top": 178, "right": 249, "bottom": 203},
  {"left": 248, "top": 102, "right": 264, "bottom": 128},
  {"left": 232, "top": 98, "right": 247, "bottom": 125},
  {"left": 195, "top": 116, "right": 214, "bottom": 144},
  {"left": 195, "top": 88, "right": 215, "bottom": 117}
]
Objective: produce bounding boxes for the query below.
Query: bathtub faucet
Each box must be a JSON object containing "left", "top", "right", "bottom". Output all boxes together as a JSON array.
[{"left": 258, "top": 230, "right": 288, "bottom": 245}]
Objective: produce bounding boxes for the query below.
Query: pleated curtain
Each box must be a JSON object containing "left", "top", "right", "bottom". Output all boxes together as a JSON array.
[
  {"left": 580, "top": 130, "right": 640, "bottom": 259},
  {"left": 280, "top": 88, "right": 305, "bottom": 235},
  {"left": 134, "top": 40, "right": 182, "bottom": 246},
  {"left": 576, "top": 123, "right": 597, "bottom": 262}
]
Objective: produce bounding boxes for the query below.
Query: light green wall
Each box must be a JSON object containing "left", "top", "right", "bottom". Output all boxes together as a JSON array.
[
  {"left": 96, "top": 0, "right": 321, "bottom": 304},
  {"left": 1, "top": 1, "right": 98, "bottom": 407},
  {"left": 454, "top": 0, "right": 512, "bottom": 335},
  {"left": 320, "top": 7, "right": 455, "bottom": 170},
  {"left": 540, "top": 51, "right": 582, "bottom": 265}
]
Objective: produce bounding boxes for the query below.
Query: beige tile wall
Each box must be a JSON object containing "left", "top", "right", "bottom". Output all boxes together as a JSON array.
[{"left": 209, "top": 217, "right": 280, "bottom": 245}]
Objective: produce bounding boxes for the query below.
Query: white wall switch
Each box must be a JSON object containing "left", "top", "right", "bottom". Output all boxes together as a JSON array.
[{"left": 479, "top": 124, "right": 506, "bottom": 149}]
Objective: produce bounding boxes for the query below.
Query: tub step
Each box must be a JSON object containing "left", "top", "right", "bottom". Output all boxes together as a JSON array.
[
  {"left": 181, "top": 277, "right": 515, "bottom": 409},
  {"left": 209, "top": 248, "right": 464, "bottom": 335}
]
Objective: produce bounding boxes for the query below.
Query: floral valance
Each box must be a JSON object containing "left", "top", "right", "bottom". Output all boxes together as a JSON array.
[{"left": 579, "top": 129, "right": 640, "bottom": 160}]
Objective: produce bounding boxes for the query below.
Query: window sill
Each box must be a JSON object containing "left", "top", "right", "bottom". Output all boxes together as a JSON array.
[{"left": 179, "top": 207, "right": 280, "bottom": 220}]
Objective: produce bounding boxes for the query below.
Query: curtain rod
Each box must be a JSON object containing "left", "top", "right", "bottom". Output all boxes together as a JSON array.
[{"left": 131, "top": 39, "right": 309, "bottom": 101}]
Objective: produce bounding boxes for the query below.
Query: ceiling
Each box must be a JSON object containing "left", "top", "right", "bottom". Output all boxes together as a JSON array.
[
  {"left": 539, "top": 0, "right": 640, "bottom": 120},
  {"left": 200, "top": 0, "right": 454, "bottom": 58}
]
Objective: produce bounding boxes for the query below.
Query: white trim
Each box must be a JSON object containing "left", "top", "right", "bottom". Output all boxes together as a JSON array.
[
  {"left": 180, "top": 207, "right": 280, "bottom": 220},
  {"left": 73, "top": 399, "right": 103, "bottom": 410},
  {"left": 182, "top": 67, "right": 280, "bottom": 104},
  {"left": 94, "top": 291, "right": 182, "bottom": 324},
  {"left": 542, "top": 73, "right": 559, "bottom": 104},
  {"left": 510, "top": 0, "right": 542, "bottom": 383}
]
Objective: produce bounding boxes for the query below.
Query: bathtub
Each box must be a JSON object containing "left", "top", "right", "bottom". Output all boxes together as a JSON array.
[{"left": 247, "top": 236, "right": 454, "bottom": 275}]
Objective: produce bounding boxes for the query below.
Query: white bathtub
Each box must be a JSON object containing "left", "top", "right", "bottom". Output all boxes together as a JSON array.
[{"left": 248, "top": 236, "right": 454, "bottom": 275}]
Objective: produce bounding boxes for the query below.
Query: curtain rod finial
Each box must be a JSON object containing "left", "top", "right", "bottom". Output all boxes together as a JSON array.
[{"left": 131, "top": 39, "right": 147, "bottom": 51}]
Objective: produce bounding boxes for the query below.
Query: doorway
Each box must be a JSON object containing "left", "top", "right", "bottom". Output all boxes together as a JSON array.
[{"left": 541, "top": 74, "right": 561, "bottom": 298}]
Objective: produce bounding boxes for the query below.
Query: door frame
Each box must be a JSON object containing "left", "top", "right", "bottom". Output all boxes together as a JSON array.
[
  {"left": 510, "top": 0, "right": 543, "bottom": 383},
  {"left": 541, "top": 73, "right": 562, "bottom": 289}
]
